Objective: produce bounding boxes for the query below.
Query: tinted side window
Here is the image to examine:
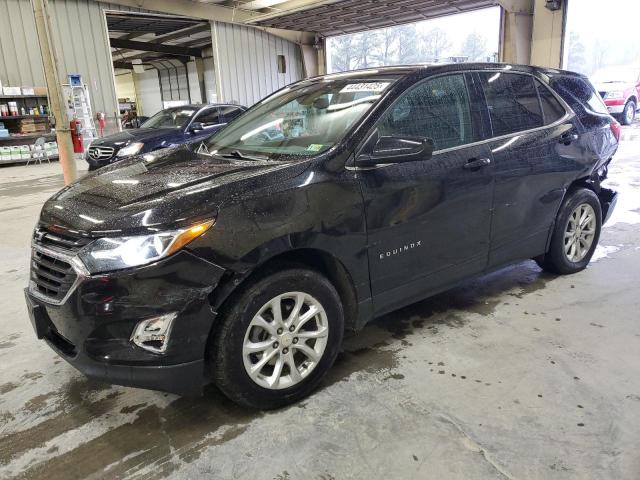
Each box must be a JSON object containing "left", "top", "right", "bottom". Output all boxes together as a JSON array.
[
  {"left": 479, "top": 72, "right": 543, "bottom": 136},
  {"left": 378, "top": 74, "right": 473, "bottom": 151},
  {"left": 195, "top": 108, "right": 222, "bottom": 126},
  {"left": 220, "top": 106, "right": 243, "bottom": 123},
  {"left": 548, "top": 75, "right": 610, "bottom": 130},
  {"left": 535, "top": 79, "right": 565, "bottom": 124}
]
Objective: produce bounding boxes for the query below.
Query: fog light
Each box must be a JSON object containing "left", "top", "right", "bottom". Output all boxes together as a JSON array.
[{"left": 130, "top": 313, "right": 177, "bottom": 354}]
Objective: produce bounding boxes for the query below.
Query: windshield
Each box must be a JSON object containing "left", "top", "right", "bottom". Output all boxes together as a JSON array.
[
  {"left": 204, "top": 79, "right": 395, "bottom": 159},
  {"left": 140, "top": 107, "right": 198, "bottom": 129},
  {"left": 592, "top": 67, "right": 638, "bottom": 83}
]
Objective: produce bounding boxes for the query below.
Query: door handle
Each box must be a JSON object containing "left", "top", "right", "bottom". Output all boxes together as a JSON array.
[
  {"left": 463, "top": 157, "right": 491, "bottom": 170},
  {"left": 559, "top": 132, "right": 578, "bottom": 145}
]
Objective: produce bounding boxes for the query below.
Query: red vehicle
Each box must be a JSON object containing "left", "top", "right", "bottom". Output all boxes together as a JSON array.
[{"left": 592, "top": 66, "right": 640, "bottom": 125}]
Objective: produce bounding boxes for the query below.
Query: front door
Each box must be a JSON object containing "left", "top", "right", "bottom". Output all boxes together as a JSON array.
[{"left": 358, "top": 73, "right": 494, "bottom": 314}]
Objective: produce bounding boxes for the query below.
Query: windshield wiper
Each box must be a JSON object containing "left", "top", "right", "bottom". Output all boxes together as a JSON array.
[{"left": 218, "top": 150, "right": 269, "bottom": 161}]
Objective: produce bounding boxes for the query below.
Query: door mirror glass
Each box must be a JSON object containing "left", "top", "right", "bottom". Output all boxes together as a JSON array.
[{"left": 189, "top": 122, "right": 204, "bottom": 132}]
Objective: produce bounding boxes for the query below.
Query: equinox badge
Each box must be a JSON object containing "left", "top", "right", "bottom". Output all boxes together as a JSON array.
[{"left": 379, "top": 241, "right": 422, "bottom": 260}]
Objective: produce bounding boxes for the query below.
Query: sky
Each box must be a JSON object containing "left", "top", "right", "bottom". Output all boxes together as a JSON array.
[
  {"left": 563, "top": 0, "right": 640, "bottom": 75},
  {"left": 413, "top": 6, "right": 501, "bottom": 57}
]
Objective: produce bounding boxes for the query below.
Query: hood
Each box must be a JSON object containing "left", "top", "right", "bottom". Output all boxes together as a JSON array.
[
  {"left": 90, "top": 128, "right": 180, "bottom": 148},
  {"left": 40, "top": 146, "right": 307, "bottom": 236}
]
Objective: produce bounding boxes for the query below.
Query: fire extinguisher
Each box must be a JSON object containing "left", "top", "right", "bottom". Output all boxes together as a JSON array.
[{"left": 70, "top": 119, "right": 84, "bottom": 154}]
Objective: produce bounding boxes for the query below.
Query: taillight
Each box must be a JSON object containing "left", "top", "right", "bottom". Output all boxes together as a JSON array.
[{"left": 610, "top": 119, "right": 621, "bottom": 142}]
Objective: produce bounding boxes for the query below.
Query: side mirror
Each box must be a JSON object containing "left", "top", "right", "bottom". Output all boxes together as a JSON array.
[
  {"left": 358, "top": 135, "right": 433, "bottom": 168},
  {"left": 189, "top": 122, "right": 204, "bottom": 133}
]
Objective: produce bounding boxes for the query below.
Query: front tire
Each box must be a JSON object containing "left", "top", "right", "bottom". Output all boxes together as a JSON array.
[
  {"left": 210, "top": 268, "right": 344, "bottom": 409},
  {"left": 536, "top": 188, "right": 602, "bottom": 274},
  {"left": 620, "top": 100, "right": 636, "bottom": 125}
]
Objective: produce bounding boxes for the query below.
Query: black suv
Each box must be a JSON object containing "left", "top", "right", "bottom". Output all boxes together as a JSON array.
[{"left": 25, "top": 64, "right": 619, "bottom": 409}]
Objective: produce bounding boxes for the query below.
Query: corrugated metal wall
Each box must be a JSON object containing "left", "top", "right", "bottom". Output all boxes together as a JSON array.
[
  {"left": 0, "top": 0, "right": 304, "bottom": 117},
  {"left": 0, "top": 0, "right": 45, "bottom": 88},
  {"left": 213, "top": 22, "right": 304, "bottom": 106},
  {"left": 0, "top": 0, "right": 144, "bottom": 117}
]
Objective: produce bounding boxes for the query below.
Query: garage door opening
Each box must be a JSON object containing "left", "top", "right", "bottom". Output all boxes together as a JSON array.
[
  {"left": 563, "top": 0, "right": 640, "bottom": 77},
  {"left": 326, "top": 6, "right": 501, "bottom": 73},
  {"left": 104, "top": 11, "right": 217, "bottom": 130}
]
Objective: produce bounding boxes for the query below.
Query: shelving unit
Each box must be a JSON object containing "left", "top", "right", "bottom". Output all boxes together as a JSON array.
[
  {"left": 0, "top": 115, "right": 48, "bottom": 120},
  {"left": 0, "top": 94, "right": 48, "bottom": 100},
  {"left": 0, "top": 92, "right": 57, "bottom": 165}
]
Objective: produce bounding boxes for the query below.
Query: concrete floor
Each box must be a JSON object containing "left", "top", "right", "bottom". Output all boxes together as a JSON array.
[{"left": 1, "top": 126, "right": 639, "bottom": 480}]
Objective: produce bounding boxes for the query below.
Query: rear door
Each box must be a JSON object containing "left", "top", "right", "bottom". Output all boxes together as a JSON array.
[
  {"left": 359, "top": 73, "right": 495, "bottom": 314},
  {"left": 475, "top": 71, "right": 577, "bottom": 268}
]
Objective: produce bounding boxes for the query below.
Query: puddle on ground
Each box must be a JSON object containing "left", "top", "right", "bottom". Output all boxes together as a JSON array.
[
  {"left": 9, "top": 385, "right": 259, "bottom": 480},
  {"left": 1, "top": 260, "right": 555, "bottom": 479},
  {"left": 0, "top": 175, "right": 64, "bottom": 198}
]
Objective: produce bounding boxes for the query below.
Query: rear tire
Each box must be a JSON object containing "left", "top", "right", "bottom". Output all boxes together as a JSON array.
[
  {"left": 620, "top": 100, "right": 636, "bottom": 125},
  {"left": 210, "top": 268, "right": 344, "bottom": 409},
  {"left": 536, "top": 188, "right": 602, "bottom": 275}
]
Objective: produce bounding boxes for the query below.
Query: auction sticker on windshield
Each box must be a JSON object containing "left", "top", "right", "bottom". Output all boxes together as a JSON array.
[{"left": 340, "top": 82, "right": 390, "bottom": 93}]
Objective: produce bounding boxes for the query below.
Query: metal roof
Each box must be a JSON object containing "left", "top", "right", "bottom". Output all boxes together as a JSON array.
[
  {"left": 106, "top": 13, "right": 211, "bottom": 73},
  {"left": 249, "top": 0, "right": 500, "bottom": 36},
  {"left": 106, "top": 13, "right": 205, "bottom": 36}
]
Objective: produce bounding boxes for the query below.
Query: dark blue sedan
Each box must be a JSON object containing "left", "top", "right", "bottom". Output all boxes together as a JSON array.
[{"left": 85, "top": 104, "right": 246, "bottom": 170}]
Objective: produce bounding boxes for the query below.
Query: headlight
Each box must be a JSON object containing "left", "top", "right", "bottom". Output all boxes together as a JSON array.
[
  {"left": 605, "top": 91, "right": 623, "bottom": 99},
  {"left": 77, "top": 220, "right": 214, "bottom": 273},
  {"left": 117, "top": 142, "right": 144, "bottom": 157}
]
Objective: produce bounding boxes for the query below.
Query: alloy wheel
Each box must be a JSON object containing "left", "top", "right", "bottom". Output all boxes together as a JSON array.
[
  {"left": 625, "top": 102, "right": 635, "bottom": 124},
  {"left": 564, "top": 203, "right": 596, "bottom": 263},
  {"left": 242, "top": 292, "right": 329, "bottom": 390}
]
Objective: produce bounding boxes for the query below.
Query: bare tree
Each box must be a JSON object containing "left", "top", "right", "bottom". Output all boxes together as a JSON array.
[
  {"left": 421, "top": 27, "right": 452, "bottom": 62},
  {"left": 396, "top": 24, "right": 421, "bottom": 64},
  {"left": 353, "top": 31, "right": 383, "bottom": 69},
  {"left": 329, "top": 35, "right": 358, "bottom": 72},
  {"left": 461, "top": 32, "right": 487, "bottom": 61},
  {"left": 374, "top": 27, "right": 399, "bottom": 66}
]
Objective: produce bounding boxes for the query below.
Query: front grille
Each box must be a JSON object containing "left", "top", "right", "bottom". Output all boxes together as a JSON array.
[
  {"left": 30, "top": 228, "right": 91, "bottom": 303},
  {"left": 31, "top": 251, "right": 76, "bottom": 301},
  {"left": 88, "top": 145, "right": 115, "bottom": 161},
  {"left": 35, "top": 229, "right": 91, "bottom": 251}
]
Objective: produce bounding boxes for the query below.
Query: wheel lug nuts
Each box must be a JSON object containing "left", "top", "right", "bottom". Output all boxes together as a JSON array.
[
  {"left": 273, "top": 342, "right": 279, "bottom": 348},
  {"left": 282, "top": 348, "right": 289, "bottom": 354},
  {"left": 277, "top": 328, "right": 283, "bottom": 334},
  {"left": 293, "top": 338, "right": 298, "bottom": 344},
  {"left": 289, "top": 326, "right": 295, "bottom": 332}
]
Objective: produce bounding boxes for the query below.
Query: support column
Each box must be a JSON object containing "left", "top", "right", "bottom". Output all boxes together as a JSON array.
[
  {"left": 193, "top": 58, "right": 206, "bottom": 102},
  {"left": 32, "top": 0, "right": 77, "bottom": 184},
  {"left": 499, "top": 0, "right": 533, "bottom": 65},
  {"left": 529, "top": 0, "right": 566, "bottom": 68}
]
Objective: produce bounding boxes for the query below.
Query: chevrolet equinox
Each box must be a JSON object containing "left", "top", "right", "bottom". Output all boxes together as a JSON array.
[{"left": 25, "top": 64, "right": 619, "bottom": 409}]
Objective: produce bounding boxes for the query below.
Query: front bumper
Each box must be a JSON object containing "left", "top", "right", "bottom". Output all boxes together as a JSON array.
[
  {"left": 607, "top": 104, "right": 625, "bottom": 114},
  {"left": 25, "top": 249, "right": 225, "bottom": 395}
]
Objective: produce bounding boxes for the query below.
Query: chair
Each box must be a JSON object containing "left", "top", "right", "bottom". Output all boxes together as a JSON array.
[{"left": 26, "top": 137, "right": 50, "bottom": 166}]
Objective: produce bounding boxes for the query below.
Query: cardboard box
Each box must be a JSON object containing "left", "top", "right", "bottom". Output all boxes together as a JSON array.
[
  {"left": 33, "top": 86, "right": 48, "bottom": 96},
  {"left": 3, "top": 87, "right": 21, "bottom": 96}
]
